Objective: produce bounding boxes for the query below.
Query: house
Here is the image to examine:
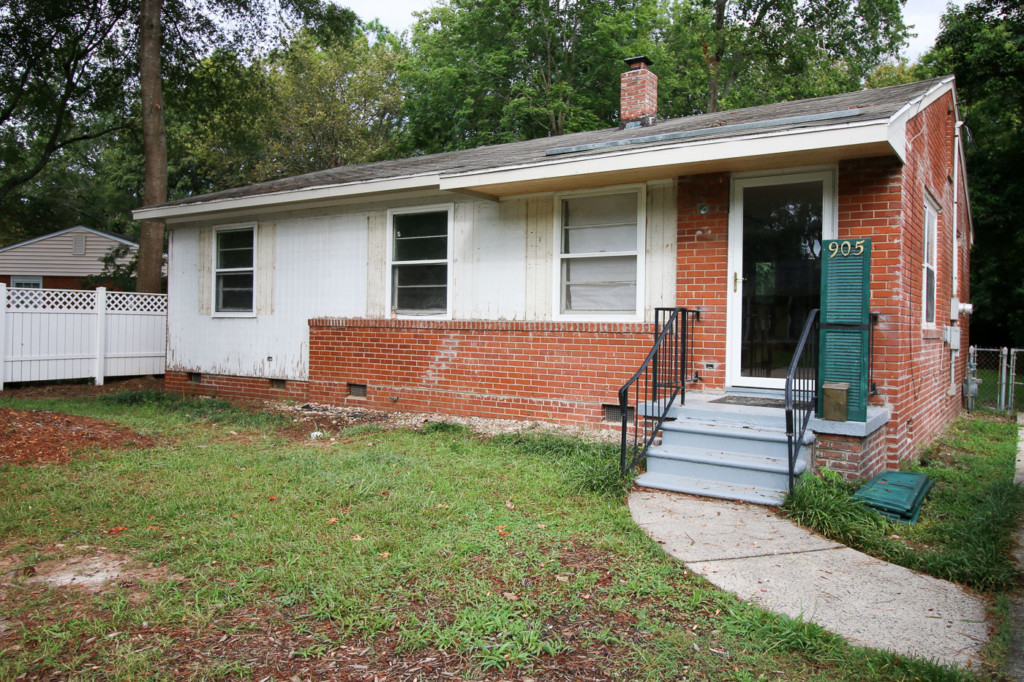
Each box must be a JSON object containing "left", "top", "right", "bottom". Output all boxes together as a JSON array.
[
  {"left": 0, "top": 226, "right": 137, "bottom": 289},
  {"left": 134, "top": 59, "right": 971, "bottom": 504}
]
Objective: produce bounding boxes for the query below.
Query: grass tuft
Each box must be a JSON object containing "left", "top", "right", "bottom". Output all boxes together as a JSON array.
[
  {"left": 491, "top": 432, "right": 630, "bottom": 498},
  {"left": 784, "top": 414, "right": 1022, "bottom": 591}
]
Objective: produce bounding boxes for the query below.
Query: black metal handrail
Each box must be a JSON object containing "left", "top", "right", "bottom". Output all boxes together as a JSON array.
[
  {"left": 619, "top": 307, "right": 700, "bottom": 474},
  {"left": 784, "top": 309, "right": 819, "bottom": 493}
]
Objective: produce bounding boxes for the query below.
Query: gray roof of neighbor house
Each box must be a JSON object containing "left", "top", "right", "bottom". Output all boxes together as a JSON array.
[
  {"left": 0, "top": 225, "right": 137, "bottom": 253},
  {"left": 147, "top": 77, "right": 950, "bottom": 212}
]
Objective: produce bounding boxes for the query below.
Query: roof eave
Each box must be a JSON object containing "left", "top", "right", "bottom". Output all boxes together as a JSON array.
[
  {"left": 132, "top": 174, "right": 443, "bottom": 222},
  {"left": 440, "top": 118, "right": 898, "bottom": 196}
]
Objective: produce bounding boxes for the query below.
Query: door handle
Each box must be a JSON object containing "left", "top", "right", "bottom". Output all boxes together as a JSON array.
[{"left": 734, "top": 272, "right": 746, "bottom": 293}]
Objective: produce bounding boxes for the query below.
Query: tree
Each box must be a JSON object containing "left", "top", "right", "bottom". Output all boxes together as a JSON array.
[
  {"left": 134, "top": 0, "right": 359, "bottom": 291},
  {"left": 659, "top": 0, "right": 910, "bottom": 115},
  {"left": 402, "top": 0, "right": 661, "bottom": 153},
  {"left": 137, "top": 0, "right": 166, "bottom": 292},
  {"left": 255, "top": 29, "right": 405, "bottom": 178},
  {"left": 0, "top": 0, "right": 133, "bottom": 208},
  {"left": 923, "top": 0, "right": 1024, "bottom": 347}
]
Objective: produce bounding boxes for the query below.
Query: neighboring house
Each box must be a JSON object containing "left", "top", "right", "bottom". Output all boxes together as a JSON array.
[
  {"left": 0, "top": 226, "right": 137, "bottom": 289},
  {"left": 135, "top": 59, "right": 971, "bottom": 504}
]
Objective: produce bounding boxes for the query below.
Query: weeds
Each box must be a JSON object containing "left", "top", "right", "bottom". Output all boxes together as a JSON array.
[{"left": 783, "top": 414, "right": 1022, "bottom": 591}]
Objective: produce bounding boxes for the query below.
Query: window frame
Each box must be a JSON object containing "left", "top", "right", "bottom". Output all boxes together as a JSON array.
[
  {"left": 11, "top": 275, "right": 43, "bottom": 289},
  {"left": 922, "top": 197, "right": 939, "bottom": 327},
  {"left": 212, "top": 223, "right": 257, "bottom": 318},
  {"left": 385, "top": 204, "right": 454, "bottom": 319},
  {"left": 552, "top": 185, "right": 646, "bottom": 322}
]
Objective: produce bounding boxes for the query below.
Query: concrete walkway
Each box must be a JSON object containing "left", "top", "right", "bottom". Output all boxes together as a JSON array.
[
  {"left": 1005, "top": 413, "right": 1024, "bottom": 680},
  {"left": 629, "top": 490, "right": 989, "bottom": 668}
]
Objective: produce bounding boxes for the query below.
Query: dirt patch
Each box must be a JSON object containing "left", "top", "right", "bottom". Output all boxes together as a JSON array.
[
  {"left": 0, "top": 408, "right": 155, "bottom": 465},
  {"left": 0, "top": 545, "right": 181, "bottom": 594},
  {"left": 272, "top": 401, "right": 619, "bottom": 443},
  {"left": 0, "top": 375, "right": 163, "bottom": 399}
]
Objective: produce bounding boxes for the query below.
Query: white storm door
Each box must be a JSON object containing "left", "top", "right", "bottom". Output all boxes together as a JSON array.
[{"left": 725, "top": 170, "right": 837, "bottom": 390}]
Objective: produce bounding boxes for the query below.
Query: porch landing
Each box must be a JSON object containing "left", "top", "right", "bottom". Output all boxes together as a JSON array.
[{"left": 634, "top": 391, "right": 813, "bottom": 506}]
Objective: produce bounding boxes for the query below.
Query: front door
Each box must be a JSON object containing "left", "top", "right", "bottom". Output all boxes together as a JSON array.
[{"left": 726, "top": 171, "right": 836, "bottom": 389}]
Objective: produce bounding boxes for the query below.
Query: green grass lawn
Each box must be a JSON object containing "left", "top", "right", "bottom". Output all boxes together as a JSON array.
[{"left": 0, "top": 391, "right": 993, "bottom": 680}]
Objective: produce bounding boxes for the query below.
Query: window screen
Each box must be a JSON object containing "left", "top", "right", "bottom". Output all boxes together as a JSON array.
[
  {"left": 391, "top": 211, "right": 448, "bottom": 314},
  {"left": 215, "top": 227, "right": 255, "bottom": 313},
  {"left": 559, "top": 192, "right": 639, "bottom": 314}
]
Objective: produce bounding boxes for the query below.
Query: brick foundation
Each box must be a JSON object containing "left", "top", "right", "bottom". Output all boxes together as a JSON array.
[
  {"left": 166, "top": 370, "right": 308, "bottom": 403},
  {"left": 813, "top": 424, "right": 889, "bottom": 481},
  {"left": 305, "top": 318, "right": 655, "bottom": 425}
]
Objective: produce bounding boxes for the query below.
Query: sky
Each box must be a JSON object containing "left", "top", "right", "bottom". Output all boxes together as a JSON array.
[{"left": 340, "top": 0, "right": 963, "bottom": 62}]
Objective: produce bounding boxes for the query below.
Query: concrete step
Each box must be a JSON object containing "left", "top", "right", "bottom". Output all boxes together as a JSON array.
[
  {"left": 634, "top": 471, "right": 787, "bottom": 506},
  {"left": 645, "top": 445, "right": 806, "bottom": 492},
  {"left": 659, "top": 420, "right": 813, "bottom": 458}
]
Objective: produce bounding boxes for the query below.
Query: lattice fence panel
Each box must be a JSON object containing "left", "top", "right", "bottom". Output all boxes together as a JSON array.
[
  {"left": 107, "top": 292, "right": 168, "bottom": 313},
  {"left": 6, "top": 288, "right": 95, "bottom": 311}
]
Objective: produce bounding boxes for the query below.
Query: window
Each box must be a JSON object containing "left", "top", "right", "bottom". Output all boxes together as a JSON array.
[
  {"left": 214, "top": 225, "right": 255, "bottom": 314},
  {"left": 558, "top": 191, "right": 641, "bottom": 316},
  {"left": 388, "top": 208, "right": 451, "bottom": 315},
  {"left": 923, "top": 199, "right": 938, "bottom": 326},
  {"left": 11, "top": 276, "right": 43, "bottom": 288}
]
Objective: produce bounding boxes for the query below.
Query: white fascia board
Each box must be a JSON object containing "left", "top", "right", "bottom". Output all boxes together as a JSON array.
[
  {"left": 439, "top": 120, "right": 892, "bottom": 191},
  {"left": 886, "top": 77, "right": 956, "bottom": 162},
  {"left": 132, "top": 174, "right": 442, "bottom": 222}
]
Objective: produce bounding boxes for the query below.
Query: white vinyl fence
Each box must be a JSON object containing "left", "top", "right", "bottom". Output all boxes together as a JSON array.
[{"left": 0, "top": 284, "right": 167, "bottom": 390}]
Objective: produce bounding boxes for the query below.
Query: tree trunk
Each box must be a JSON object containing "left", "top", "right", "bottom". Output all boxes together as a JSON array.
[
  {"left": 138, "top": 0, "right": 167, "bottom": 293},
  {"left": 706, "top": 0, "right": 728, "bottom": 113}
]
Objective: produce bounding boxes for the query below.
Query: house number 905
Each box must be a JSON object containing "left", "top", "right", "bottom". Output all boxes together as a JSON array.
[{"left": 827, "top": 239, "right": 866, "bottom": 258}]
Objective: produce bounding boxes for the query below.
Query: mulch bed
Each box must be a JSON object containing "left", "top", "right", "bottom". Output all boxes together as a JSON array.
[{"left": 0, "top": 408, "right": 155, "bottom": 465}]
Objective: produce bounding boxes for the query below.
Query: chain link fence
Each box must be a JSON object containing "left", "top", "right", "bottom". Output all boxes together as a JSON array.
[{"left": 966, "top": 347, "right": 1024, "bottom": 412}]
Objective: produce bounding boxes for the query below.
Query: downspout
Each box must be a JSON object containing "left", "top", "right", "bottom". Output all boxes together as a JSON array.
[{"left": 950, "top": 121, "right": 964, "bottom": 395}]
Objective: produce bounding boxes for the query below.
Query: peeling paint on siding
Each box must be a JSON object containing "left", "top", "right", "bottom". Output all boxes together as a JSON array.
[
  {"left": 524, "top": 196, "right": 554, "bottom": 320},
  {"left": 256, "top": 222, "right": 275, "bottom": 315},
  {"left": 366, "top": 211, "right": 386, "bottom": 317},
  {"left": 197, "top": 227, "right": 212, "bottom": 315}
]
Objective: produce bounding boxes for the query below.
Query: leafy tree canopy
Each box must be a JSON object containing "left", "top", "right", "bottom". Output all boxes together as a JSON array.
[
  {"left": 922, "top": 0, "right": 1024, "bottom": 347},
  {"left": 401, "top": 0, "right": 662, "bottom": 153},
  {"left": 658, "top": 0, "right": 910, "bottom": 116}
]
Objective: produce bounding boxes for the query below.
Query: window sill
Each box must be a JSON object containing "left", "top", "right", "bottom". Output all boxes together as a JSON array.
[
  {"left": 213, "top": 312, "right": 257, "bottom": 319},
  {"left": 922, "top": 327, "right": 943, "bottom": 341}
]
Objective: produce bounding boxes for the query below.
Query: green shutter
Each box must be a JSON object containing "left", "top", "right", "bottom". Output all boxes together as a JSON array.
[{"left": 818, "top": 239, "right": 871, "bottom": 422}]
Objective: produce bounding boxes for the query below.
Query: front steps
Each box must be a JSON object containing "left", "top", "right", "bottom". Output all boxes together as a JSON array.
[{"left": 634, "top": 392, "right": 814, "bottom": 506}]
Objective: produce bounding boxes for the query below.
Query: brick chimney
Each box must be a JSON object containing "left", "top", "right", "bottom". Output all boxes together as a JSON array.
[{"left": 620, "top": 56, "right": 657, "bottom": 129}]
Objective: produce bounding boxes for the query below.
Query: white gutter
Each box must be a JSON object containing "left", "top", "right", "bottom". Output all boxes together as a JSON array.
[{"left": 133, "top": 173, "right": 442, "bottom": 222}]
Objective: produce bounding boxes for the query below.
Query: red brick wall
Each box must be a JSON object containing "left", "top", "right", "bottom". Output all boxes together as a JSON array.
[
  {"left": 677, "top": 172, "right": 730, "bottom": 389},
  {"left": 840, "top": 91, "right": 966, "bottom": 466},
  {"left": 305, "top": 318, "right": 655, "bottom": 424},
  {"left": 0, "top": 276, "right": 91, "bottom": 289}
]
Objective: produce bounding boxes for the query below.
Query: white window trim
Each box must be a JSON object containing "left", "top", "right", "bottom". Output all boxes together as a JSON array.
[
  {"left": 923, "top": 197, "right": 939, "bottom": 328},
  {"left": 11, "top": 275, "right": 43, "bottom": 288},
  {"left": 551, "top": 184, "right": 646, "bottom": 322},
  {"left": 385, "top": 203, "right": 455, "bottom": 320},
  {"left": 212, "top": 223, "right": 257, "bottom": 318}
]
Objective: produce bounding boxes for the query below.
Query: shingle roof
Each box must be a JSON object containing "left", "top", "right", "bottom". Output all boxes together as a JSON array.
[{"left": 157, "top": 78, "right": 946, "bottom": 210}]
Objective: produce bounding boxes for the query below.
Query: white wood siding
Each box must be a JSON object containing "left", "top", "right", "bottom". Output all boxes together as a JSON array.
[
  {"left": 645, "top": 180, "right": 678, "bottom": 312},
  {"left": 0, "top": 227, "right": 134, "bottom": 277},
  {"left": 167, "top": 183, "right": 677, "bottom": 378}
]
